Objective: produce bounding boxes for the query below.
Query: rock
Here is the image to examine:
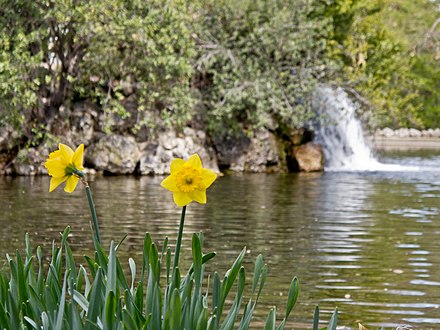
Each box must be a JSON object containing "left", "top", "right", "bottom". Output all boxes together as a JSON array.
[
  {"left": 70, "top": 102, "right": 97, "bottom": 146},
  {"left": 12, "top": 147, "right": 49, "bottom": 176},
  {"left": 408, "top": 128, "right": 421, "bottom": 137},
  {"left": 86, "top": 134, "right": 141, "bottom": 174},
  {"left": 291, "top": 128, "right": 306, "bottom": 145},
  {"left": 0, "top": 124, "right": 20, "bottom": 152},
  {"left": 0, "top": 154, "right": 8, "bottom": 174},
  {"left": 396, "top": 128, "right": 410, "bottom": 138},
  {"left": 421, "top": 129, "right": 432, "bottom": 137},
  {"left": 98, "top": 95, "right": 138, "bottom": 135},
  {"left": 379, "top": 127, "right": 395, "bottom": 138},
  {"left": 139, "top": 128, "right": 218, "bottom": 175},
  {"left": 293, "top": 143, "right": 324, "bottom": 172},
  {"left": 214, "top": 129, "right": 286, "bottom": 173},
  {"left": 214, "top": 132, "right": 250, "bottom": 171}
]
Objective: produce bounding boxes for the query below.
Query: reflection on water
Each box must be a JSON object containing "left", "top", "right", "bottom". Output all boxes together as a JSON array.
[{"left": 1, "top": 151, "right": 440, "bottom": 329}]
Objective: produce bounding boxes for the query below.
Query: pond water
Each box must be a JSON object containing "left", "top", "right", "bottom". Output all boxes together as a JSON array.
[{"left": 1, "top": 150, "right": 440, "bottom": 329}]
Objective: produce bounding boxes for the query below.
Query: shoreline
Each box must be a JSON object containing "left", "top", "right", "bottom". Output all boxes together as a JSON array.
[{"left": 368, "top": 136, "right": 440, "bottom": 150}]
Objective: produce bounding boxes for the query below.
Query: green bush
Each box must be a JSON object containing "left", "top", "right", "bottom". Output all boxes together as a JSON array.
[
  {"left": 0, "top": 0, "right": 196, "bottom": 140},
  {"left": 0, "top": 0, "right": 437, "bottom": 143},
  {"left": 191, "top": 0, "right": 333, "bottom": 135}
]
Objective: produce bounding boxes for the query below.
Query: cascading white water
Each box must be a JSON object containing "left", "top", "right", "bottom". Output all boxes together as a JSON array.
[{"left": 312, "top": 86, "right": 418, "bottom": 171}]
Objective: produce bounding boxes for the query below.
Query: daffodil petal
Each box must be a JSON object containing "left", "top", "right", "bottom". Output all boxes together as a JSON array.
[
  {"left": 189, "top": 190, "right": 207, "bottom": 204},
  {"left": 59, "top": 143, "right": 74, "bottom": 163},
  {"left": 170, "top": 158, "right": 185, "bottom": 174},
  {"left": 161, "top": 174, "right": 179, "bottom": 192},
  {"left": 201, "top": 168, "right": 217, "bottom": 188},
  {"left": 48, "top": 150, "right": 62, "bottom": 160},
  {"left": 64, "top": 176, "right": 80, "bottom": 193},
  {"left": 186, "top": 154, "right": 202, "bottom": 169},
  {"left": 72, "top": 144, "right": 84, "bottom": 169},
  {"left": 49, "top": 176, "right": 67, "bottom": 192},
  {"left": 173, "top": 191, "right": 193, "bottom": 207},
  {"left": 45, "top": 158, "right": 67, "bottom": 177}
]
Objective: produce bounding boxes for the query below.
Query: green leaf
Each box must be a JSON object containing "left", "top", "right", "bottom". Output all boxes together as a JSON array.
[
  {"left": 141, "top": 233, "right": 152, "bottom": 280},
  {"left": 257, "top": 265, "right": 268, "bottom": 301},
  {"left": 0, "top": 300, "right": 11, "bottom": 330},
  {"left": 264, "top": 307, "right": 276, "bottom": 330},
  {"left": 105, "top": 241, "right": 117, "bottom": 298},
  {"left": 84, "top": 256, "right": 97, "bottom": 279},
  {"left": 126, "top": 258, "right": 136, "bottom": 293},
  {"left": 252, "top": 254, "right": 264, "bottom": 295},
  {"left": 313, "top": 305, "right": 319, "bottom": 330},
  {"left": 24, "top": 316, "right": 39, "bottom": 329},
  {"left": 15, "top": 250, "right": 28, "bottom": 305},
  {"left": 327, "top": 307, "right": 338, "bottom": 330},
  {"left": 196, "top": 307, "right": 208, "bottom": 330},
  {"left": 68, "top": 296, "right": 83, "bottom": 330},
  {"left": 221, "top": 247, "right": 246, "bottom": 305},
  {"left": 220, "top": 267, "right": 246, "bottom": 330},
  {"left": 285, "top": 277, "right": 299, "bottom": 319},
  {"left": 134, "top": 281, "right": 144, "bottom": 316},
  {"left": 122, "top": 308, "right": 137, "bottom": 329},
  {"left": 104, "top": 291, "right": 117, "bottom": 330},
  {"left": 72, "top": 290, "right": 89, "bottom": 313},
  {"left": 41, "top": 312, "right": 51, "bottom": 330},
  {"left": 212, "top": 271, "right": 221, "bottom": 319},
  {"left": 192, "top": 234, "right": 202, "bottom": 280},
  {"left": 115, "top": 234, "right": 128, "bottom": 251},
  {"left": 170, "top": 288, "right": 181, "bottom": 330},
  {"left": 55, "top": 269, "right": 69, "bottom": 330},
  {"left": 85, "top": 268, "right": 103, "bottom": 330}
]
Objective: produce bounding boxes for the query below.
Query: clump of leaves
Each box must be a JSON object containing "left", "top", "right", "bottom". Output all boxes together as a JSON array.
[{"left": 0, "top": 227, "right": 337, "bottom": 329}]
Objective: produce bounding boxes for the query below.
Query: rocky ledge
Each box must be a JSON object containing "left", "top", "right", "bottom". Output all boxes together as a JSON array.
[
  {"left": 0, "top": 124, "right": 324, "bottom": 176},
  {"left": 371, "top": 128, "right": 440, "bottom": 150},
  {"left": 375, "top": 127, "right": 440, "bottom": 138}
]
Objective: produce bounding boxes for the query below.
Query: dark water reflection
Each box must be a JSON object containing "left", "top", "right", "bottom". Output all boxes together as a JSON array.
[{"left": 1, "top": 151, "right": 440, "bottom": 329}]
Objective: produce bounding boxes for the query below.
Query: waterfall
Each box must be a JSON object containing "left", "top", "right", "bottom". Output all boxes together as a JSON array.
[{"left": 312, "top": 86, "right": 417, "bottom": 171}]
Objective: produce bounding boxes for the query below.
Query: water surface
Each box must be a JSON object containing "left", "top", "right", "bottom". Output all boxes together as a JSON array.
[{"left": 1, "top": 150, "right": 440, "bottom": 329}]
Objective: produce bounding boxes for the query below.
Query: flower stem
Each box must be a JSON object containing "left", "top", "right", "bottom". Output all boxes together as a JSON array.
[
  {"left": 73, "top": 169, "right": 102, "bottom": 244},
  {"left": 173, "top": 205, "right": 187, "bottom": 270},
  {"left": 84, "top": 183, "right": 102, "bottom": 244}
]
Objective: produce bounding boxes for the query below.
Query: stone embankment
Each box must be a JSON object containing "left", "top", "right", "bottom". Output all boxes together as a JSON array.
[
  {"left": 0, "top": 120, "right": 324, "bottom": 176},
  {"left": 371, "top": 128, "right": 440, "bottom": 150}
]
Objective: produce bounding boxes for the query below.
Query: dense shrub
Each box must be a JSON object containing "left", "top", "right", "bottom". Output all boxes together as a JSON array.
[
  {"left": 0, "top": 0, "right": 438, "bottom": 145},
  {"left": 191, "top": 0, "right": 333, "bottom": 135}
]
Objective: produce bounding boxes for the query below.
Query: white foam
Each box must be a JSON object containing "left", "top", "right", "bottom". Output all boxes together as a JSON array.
[{"left": 312, "top": 86, "right": 420, "bottom": 172}]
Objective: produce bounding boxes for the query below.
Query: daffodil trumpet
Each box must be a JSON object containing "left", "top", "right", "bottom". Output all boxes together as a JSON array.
[{"left": 45, "top": 143, "right": 101, "bottom": 244}]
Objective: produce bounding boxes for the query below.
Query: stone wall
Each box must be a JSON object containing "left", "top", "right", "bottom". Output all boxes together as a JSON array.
[{"left": 0, "top": 122, "right": 325, "bottom": 176}]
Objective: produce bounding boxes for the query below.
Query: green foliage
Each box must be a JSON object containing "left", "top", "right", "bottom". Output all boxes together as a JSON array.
[
  {"left": 0, "top": 0, "right": 195, "bottom": 140},
  {"left": 0, "top": 0, "right": 437, "bottom": 142},
  {"left": 323, "top": 0, "right": 439, "bottom": 129},
  {"left": 0, "top": 227, "right": 338, "bottom": 329},
  {"left": 380, "top": 0, "right": 440, "bottom": 128},
  {"left": 0, "top": 1, "right": 41, "bottom": 133},
  {"left": 192, "top": 0, "right": 332, "bottom": 135},
  {"left": 76, "top": 0, "right": 196, "bottom": 132}
]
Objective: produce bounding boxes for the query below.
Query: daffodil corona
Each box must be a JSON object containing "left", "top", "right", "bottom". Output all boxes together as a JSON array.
[
  {"left": 44, "top": 143, "right": 85, "bottom": 193},
  {"left": 161, "top": 154, "right": 217, "bottom": 207}
]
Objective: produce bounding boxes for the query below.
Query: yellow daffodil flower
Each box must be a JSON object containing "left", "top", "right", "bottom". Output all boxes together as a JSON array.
[
  {"left": 161, "top": 154, "right": 217, "bottom": 207},
  {"left": 44, "top": 143, "right": 85, "bottom": 193}
]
